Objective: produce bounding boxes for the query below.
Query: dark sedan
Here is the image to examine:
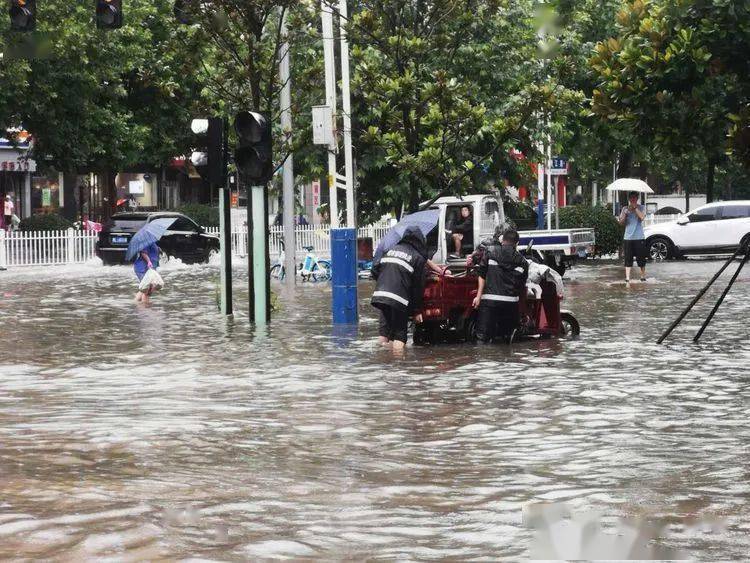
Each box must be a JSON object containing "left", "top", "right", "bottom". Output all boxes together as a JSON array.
[{"left": 96, "top": 212, "right": 220, "bottom": 266}]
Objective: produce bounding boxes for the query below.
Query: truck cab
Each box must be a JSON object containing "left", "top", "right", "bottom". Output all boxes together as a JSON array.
[
  {"left": 425, "top": 194, "right": 505, "bottom": 266},
  {"left": 424, "top": 193, "right": 595, "bottom": 276}
]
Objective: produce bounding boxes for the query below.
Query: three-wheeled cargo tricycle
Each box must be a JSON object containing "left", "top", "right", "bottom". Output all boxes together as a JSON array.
[{"left": 412, "top": 270, "right": 580, "bottom": 345}]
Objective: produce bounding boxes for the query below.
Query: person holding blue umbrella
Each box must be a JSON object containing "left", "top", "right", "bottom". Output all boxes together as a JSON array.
[{"left": 126, "top": 218, "right": 176, "bottom": 304}]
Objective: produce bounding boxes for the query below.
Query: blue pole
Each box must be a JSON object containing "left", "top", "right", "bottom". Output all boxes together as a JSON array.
[{"left": 331, "top": 228, "right": 358, "bottom": 324}]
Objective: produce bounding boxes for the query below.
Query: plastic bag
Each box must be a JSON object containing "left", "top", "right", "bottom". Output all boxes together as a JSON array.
[{"left": 138, "top": 268, "right": 164, "bottom": 292}]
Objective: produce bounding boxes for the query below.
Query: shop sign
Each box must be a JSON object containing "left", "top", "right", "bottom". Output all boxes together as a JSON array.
[
  {"left": 312, "top": 180, "right": 321, "bottom": 206},
  {"left": 1, "top": 160, "right": 31, "bottom": 172}
]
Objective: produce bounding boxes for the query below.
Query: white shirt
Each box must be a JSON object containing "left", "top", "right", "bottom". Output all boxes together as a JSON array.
[{"left": 3, "top": 200, "right": 13, "bottom": 216}]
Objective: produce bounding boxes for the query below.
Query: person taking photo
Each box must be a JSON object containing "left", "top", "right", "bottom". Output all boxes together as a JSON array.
[{"left": 619, "top": 191, "right": 647, "bottom": 283}]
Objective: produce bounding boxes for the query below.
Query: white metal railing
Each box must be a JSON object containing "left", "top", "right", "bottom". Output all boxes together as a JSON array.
[
  {"left": 0, "top": 223, "right": 392, "bottom": 269},
  {"left": 0, "top": 229, "right": 97, "bottom": 269},
  {"left": 203, "top": 223, "right": 391, "bottom": 260}
]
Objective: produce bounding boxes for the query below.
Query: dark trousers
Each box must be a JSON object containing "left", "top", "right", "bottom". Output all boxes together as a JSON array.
[
  {"left": 476, "top": 302, "right": 519, "bottom": 343},
  {"left": 377, "top": 305, "right": 409, "bottom": 343}
]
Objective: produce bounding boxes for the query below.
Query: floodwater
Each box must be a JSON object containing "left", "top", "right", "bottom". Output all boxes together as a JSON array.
[{"left": 1, "top": 257, "right": 749, "bottom": 559}]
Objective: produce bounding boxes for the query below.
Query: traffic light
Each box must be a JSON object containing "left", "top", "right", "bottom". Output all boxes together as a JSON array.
[
  {"left": 234, "top": 111, "right": 273, "bottom": 184},
  {"left": 96, "top": 0, "right": 123, "bottom": 29},
  {"left": 9, "top": 0, "right": 35, "bottom": 31},
  {"left": 190, "top": 117, "right": 225, "bottom": 187}
]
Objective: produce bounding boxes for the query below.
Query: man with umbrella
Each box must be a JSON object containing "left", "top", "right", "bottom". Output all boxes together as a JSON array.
[
  {"left": 619, "top": 190, "right": 647, "bottom": 283},
  {"left": 606, "top": 179, "right": 653, "bottom": 283}
]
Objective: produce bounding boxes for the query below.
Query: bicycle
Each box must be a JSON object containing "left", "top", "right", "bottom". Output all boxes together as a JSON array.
[
  {"left": 300, "top": 245, "right": 332, "bottom": 282},
  {"left": 270, "top": 238, "right": 287, "bottom": 281},
  {"left": 270, "top": 239, "right": 332, "bottom": 282}
]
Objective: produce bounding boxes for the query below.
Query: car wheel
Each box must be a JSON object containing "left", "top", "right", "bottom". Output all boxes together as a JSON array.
[
  {"left": 648, "top": 236, "right": 672, "bottom": 261},
  {"left": 158, "top": 249, "right": 170, "bottom": 265},
  {"left": 740, "top": 234, "right": 750, "bottom": 254},
  {"left": 207, "top": 249, "right": 219, "bottom": 263}
]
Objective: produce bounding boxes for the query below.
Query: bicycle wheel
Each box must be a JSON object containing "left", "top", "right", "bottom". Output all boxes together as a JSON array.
[
  {"left": 311, "top": 259, "right": 332, "bottom": 281},
  {"left": 270, "top": 264, "right": 285, "bottom": 280}
]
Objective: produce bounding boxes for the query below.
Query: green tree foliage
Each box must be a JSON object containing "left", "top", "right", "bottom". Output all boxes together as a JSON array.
[
  {"left": 0, "top": 0, "right": 205, "bottom": 172},
  {"left": 343, "top": 0, "right": 573, "bottom": 220},
  {"left": 589, "top": 0, "right": 750, "bottom": 198},
  {"left": 559, "top": 204, "right": 623, "bottom": 256}
]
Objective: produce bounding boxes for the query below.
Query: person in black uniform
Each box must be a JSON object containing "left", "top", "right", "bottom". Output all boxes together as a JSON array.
[
  {"left": 472, "top": 229, "right": 528, "bottom": 343},
  {"left": 371, "top": 226, "right": 428, "bottom": 351}
]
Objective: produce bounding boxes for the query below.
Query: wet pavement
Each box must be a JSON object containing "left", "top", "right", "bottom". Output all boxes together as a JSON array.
[{"left": 1, "top": 258, "right": 749, "bottom": 559}]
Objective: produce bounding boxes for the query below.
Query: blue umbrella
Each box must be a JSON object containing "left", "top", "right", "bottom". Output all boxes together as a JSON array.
[
  {"left": 125, "top": 217, "right": 177, "bottom": 261},
  {"left": 374, "top": 209, "right": 440, "bottom": 263}
]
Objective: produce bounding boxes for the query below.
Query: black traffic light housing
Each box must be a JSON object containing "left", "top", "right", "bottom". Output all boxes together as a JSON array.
[
  {"left": 190, "top": 117, "right": 225, "bottom": 187},
  {"left": 96, "top": 0, "right": 123, "bottom": 29},
  {"left": 9, "top": 0, "right": 36, "bottom": 31},
  {"left": 234, "top": 111, "right": 273, "bottom": 184}
]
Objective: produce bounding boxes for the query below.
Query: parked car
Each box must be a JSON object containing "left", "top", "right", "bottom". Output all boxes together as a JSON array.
[
  {"left": 644, "top": 201, "right": 750, "bottom": 260},
  {"left": 96, "top": 212, "right": 220, "bottom": 266}
]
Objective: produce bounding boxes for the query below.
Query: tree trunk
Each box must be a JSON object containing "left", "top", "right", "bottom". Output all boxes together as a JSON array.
[
  {"left": 705, "top": 157, "right": 716, "bottom": 203},
  {"left": 104, "top": 169, "right": 117, "bottom": 220},
  {"left": 62, "top": 172, "right": 78, "bottom": 222},
  {"left": 616, "top": 150, "right": 632, "bottom": 178}
]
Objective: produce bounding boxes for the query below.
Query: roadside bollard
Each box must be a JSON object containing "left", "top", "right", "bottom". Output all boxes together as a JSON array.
[{"left": 331, "top": 228, "right": 358, "bottom": 324}]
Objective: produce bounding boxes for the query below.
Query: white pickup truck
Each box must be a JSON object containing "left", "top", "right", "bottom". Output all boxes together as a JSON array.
[{"left": 426, "top": 194, "right": 595, "bottom": 276}]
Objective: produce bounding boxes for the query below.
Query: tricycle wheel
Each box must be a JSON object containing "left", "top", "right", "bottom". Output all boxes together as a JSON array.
[
  {"left": 560, "top": 312, "right": 580, "bottom": 338},
  {"left": 464, "top": 313, "right": 478, "bottom": 343},
  {"left": 412, "top": 322, "right": 435, "bottom": 346}
]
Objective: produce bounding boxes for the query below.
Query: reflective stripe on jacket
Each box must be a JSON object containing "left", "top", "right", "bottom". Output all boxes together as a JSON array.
[{"left": 478, "top": 245, "right": 528, "bottom": 305}]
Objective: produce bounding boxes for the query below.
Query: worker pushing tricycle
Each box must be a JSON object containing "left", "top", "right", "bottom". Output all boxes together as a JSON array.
[
  {"left": 412, "top": 227, "right": 580, "bottom": 345},
  {"left": 371, "top": 210, "right": 581, "bottom": 348}
]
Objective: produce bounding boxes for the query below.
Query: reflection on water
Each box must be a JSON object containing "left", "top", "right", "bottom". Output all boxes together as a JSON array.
[{"left": 1, "top": 259, "right": 749, "bottom": 559}]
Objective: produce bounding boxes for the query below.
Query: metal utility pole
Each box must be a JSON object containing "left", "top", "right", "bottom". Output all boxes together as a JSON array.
[
  {"left": 321, "top": 0, "right": 339, "bottom": 228},
  {"left": 338, "top": 0, "right": 355, "bottom": 229},
  {"left": 279, "top": 7, "right": 296, "bottom": 285},
  {"left": 546, "top": 137, "right": 553, "bottom": 230}
]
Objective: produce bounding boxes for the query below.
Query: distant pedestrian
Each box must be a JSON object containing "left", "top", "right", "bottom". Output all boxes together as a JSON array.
[
  {"left": 619, "top": 190, "right": 647, "bottom": 283},
  {"left": 371, "top": 226, "right": 428, "bottom": 352},
  {"left": 296, "top": 213, "right": 309, "bottom": 226},
  {"left": 3, "top": 195, "right": 14, "bottom": 232},
  {"left": 134, "top": 242, "right": 160, "bottom": 304},
  {"left": 273, "top": 211, "right": 283, "bottom": 227}
]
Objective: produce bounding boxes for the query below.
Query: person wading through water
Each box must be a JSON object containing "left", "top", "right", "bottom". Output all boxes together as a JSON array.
[
  {"left": 472, "top": 229, "right": 528, "bottom": 343},
  {"left": 371, "top": 226, "right": 428, "bottom": 352}
]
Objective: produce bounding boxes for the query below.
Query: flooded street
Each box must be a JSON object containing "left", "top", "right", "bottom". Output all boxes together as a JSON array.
[{"left": 1, "top": 258, "right": 749, "bottom": 559}]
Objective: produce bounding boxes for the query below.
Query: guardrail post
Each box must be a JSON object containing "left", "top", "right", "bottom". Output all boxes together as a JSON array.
[
  {"left": 0, "top": 229, "right": 6, "bottom": 270},
  {"left": 66, "top": 228, "right": 75, "bottom": 264}
]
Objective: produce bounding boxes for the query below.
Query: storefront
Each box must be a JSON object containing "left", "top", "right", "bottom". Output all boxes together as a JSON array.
[{"left": 0, "top": 134, "right": 36, "bottom": 220}]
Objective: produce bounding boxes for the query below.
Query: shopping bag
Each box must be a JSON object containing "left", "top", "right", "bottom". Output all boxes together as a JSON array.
[{"left": 138, "top": 268, "right": 164, "bottom": 292}]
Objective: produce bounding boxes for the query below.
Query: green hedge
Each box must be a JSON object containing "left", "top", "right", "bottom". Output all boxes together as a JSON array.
[
  {"left": 172, "top": 203, "right": 219, "bottom": 228},
  {"left": 19, "top": 214, "right": 75, "bottom": 232},
  {"left": 558, "top": 204, "right": 624, "bottom": 256}
]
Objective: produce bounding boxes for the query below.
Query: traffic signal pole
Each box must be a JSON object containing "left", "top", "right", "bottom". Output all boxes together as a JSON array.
[{"left": 219, "top": 118, "right": 233, "bottom": 316}]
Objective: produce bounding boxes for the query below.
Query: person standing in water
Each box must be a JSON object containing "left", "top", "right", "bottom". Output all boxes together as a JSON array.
[
  {"left": 371, "top": 226, "right": 428, "bottom": 352},
  {"left": 619, "top": 191, "right": 647, "bottom": 283},
  {"left": 134, "top": 242, "right": 160, "bottom": 304}
]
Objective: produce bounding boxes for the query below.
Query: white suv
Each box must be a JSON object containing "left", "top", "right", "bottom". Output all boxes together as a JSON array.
[{"left": 644, "top": 201, "right": 750, "bottom": 260}]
